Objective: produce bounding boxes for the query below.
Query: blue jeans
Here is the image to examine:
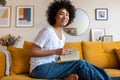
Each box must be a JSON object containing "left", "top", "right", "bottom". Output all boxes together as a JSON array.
[{"left": 30, "top": 60, "right": 112, "bottom": 80}]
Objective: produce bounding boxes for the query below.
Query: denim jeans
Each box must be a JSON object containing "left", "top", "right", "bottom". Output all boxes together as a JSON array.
[{"left": 30, "top": 60, "right": 112, "bottom": 80}]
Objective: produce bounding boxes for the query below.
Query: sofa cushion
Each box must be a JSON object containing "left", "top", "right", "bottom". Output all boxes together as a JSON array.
[
  {"left": 105, "top": 69, "right": 120, "bottom": 77},
  {"left": 23, "top": 41, "right": 33, "bottom": 50},
  {"left": 23, "top": 41, "right": 83, "bottom": 59},
  {"left": 64, "top": 42, "right": 83, "bottom": 59},
  {"left": 115, "top": 48, "right": 120, "bottom": 61},
  {"left": 102, "top": 42, "right": 120, "bottom": 68},
  {"left": 0, "top": 53, "right": 5, "bottom": 78},
  {"left": 7, "top": 46, "right": 30, "bottom": 75},
  {"left": 0, "top": 74, "right": 41, "bottom": 80},
  {"left": 82, "top": 41, "right": 112, "bottom": 68},
  {"left": 1, "top": 74, "right": 61, "bottom": 80}
]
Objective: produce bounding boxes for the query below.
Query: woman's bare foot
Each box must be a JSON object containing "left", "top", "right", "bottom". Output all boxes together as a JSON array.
[{"left": 63, "top": 74, "right": 79, "bottom": 80}]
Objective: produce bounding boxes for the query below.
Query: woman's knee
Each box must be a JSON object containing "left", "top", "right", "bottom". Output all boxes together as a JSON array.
[
  {"left": 75, "top": 60, "right": 92, "bottom": 68},
  {"left": 76, "top": 60, "right": 86, "bottom": 64}
]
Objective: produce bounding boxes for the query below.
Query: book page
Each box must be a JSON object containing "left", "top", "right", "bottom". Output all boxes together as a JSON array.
[{"left": 60, "top": 48, "right": 80, "bottom": 62}]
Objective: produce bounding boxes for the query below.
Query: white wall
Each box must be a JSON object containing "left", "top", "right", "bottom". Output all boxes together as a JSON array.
[{"left": 1, "top": 0, "right": 120, "bottom": 47}]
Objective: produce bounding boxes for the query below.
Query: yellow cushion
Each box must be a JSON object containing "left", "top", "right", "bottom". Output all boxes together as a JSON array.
[
  {"left": 23, "top": 41, "right": 33, "bottom": 50},
  {"left": 82, "top": 41, "right": 111, "bottom": 68},
  {"left": 23, "top": 41, "right": 83, "bottom": 59},
  {"left": 102, "top": 42, "right": 120, "bottom": 68},
  {"left": 1, "top": 74, "right": 41, "bottom": 80},
  {"left": 0, "top": 53, "right": 5, "bottom": 78},
  {"left": 7, "top": 46, "right": 30, "bottom": 75},
  {"left": 105, "top": 69, "right": 120, "bottom": 77},
  {"left": 64, "top": 42, "right": 83, "bottom": 59},
  {"left": 102, "top": 42, "right": 120, "bottom": 54},
  {"left": 115, "top": 48, "right": 120, "bottom": 61}
]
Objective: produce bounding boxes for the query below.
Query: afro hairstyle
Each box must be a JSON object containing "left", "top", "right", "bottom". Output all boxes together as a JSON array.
[{"left": 46, "top": 0, "right": 76, "bottom": 26}]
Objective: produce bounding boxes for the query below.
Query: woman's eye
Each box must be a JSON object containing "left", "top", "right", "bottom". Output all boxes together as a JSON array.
[
  {"left": 59, "top": 12, "right": 69, "bottom": 17},
  {"left": 60, "top": 13, "right": 64, "bottom": 15},
  {"left": 66, "top": 14, "right": 69, "bottom": 16}
]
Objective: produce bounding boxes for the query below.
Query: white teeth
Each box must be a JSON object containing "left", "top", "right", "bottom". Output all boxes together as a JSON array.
[{"left": 62, "top": 20, "right": 67, "bottom": 23}]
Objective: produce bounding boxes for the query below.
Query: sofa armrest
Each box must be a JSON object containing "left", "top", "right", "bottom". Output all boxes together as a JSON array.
[{"left": 0, "top": 52, "right": 6, "bottom": 78}]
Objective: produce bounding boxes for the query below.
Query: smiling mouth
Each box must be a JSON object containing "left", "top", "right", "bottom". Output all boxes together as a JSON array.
[{"left": 61, "top": 20, "right": 68, "bottom": 23}]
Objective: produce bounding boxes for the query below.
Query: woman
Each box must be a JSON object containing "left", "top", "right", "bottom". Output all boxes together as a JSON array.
[{"left": 30, "top": 0, "right": 111, "bottom": 80}]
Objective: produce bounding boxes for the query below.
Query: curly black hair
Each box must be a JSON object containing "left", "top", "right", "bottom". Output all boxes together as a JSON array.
[
  {"left": 46, "top": 0, "right": 76, "bottom": 26},
  {"left": 0, "top": 0, "right": 6, "bottom": 6}
]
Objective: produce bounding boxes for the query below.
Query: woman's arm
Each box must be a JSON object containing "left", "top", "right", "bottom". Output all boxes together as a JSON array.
[{"left": 29, "top": 44, "right": 70, "bottom": 57}]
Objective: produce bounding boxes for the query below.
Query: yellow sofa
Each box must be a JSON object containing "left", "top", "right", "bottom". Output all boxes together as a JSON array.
[{"left": 0, "top": 41, "right": 120, "bottom": 80}]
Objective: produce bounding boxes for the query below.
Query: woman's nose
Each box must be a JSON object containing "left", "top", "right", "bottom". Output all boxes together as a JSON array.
[{"left": 63, "top": 15, "right": 68, "bottom": 19}]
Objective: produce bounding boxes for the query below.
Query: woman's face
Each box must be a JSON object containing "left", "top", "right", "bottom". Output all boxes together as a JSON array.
[{"left": 55, "top": 8, "right": 69, "bottom": 27}]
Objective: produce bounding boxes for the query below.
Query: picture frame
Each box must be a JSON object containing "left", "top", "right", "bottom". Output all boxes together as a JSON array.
[
  {"left": 95, "top": 8, "right": 108, "bottom": 20},
  {"left": 16, "top": 6, "right": 34, "bottom": 28},
  {"left": 0, "top": 6, "right": 11, "bottom": 27},
  {"left": 90, "top": 28, "right": 105, "bottom": 41},
  {"left": 102, "top": 35, "right": 113, "bottom": 42}
]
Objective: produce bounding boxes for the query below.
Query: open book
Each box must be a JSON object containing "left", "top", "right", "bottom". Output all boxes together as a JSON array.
[{"left": 59, "top": 48, "right": 80, "bottom": 62}]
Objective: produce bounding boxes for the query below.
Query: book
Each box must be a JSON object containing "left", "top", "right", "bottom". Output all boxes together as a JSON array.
[{"left": 59, "top": 48, "right": 80, "bottom": 62}]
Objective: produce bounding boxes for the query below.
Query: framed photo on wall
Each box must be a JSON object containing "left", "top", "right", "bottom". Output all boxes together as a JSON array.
[
  {"left": 95, "top": 8, "right": 108, "bottom": 20},
  {"left": 0, "top": 6, "right": 11, "bottom": 27},
  {"left": 102, "top": 35, "right": 113, "bottom": 42},
  {"left": 16, "top": 6, "right": 34, "bottom": 28},
  {"left": 90, "top": 28, "right": 105, "bottom": 41}
]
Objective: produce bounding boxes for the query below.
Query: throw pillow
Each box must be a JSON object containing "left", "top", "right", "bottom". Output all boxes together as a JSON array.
[
  {"left": 115, "top": 48, "right": 120, "bottom": 61},
  {"left": 102, "top": 42, "right": 120, "bottom": 68},
  {"left": 82, "top": 41, "right": 110, "bottom": 68},
  {"left": 23, "top": 41, "right": 33, "bottom": 50},
  {"left": 7, "top": 46, "right": 30, "bottom": 75}
]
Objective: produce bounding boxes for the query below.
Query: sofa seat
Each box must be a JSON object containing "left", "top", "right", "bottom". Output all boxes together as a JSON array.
[
  {"left": 1, "top": 69, "right": 120, "bottom": 80},
  {"left": 1, "top": 74, "right": 45, "bottom": 80},
  {"left": 105, "top": 69, "right": 120, "bottom": 77}
]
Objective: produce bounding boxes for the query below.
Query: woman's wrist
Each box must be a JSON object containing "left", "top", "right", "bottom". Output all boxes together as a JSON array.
[{"left": 53, "top": 49, "right": 58, "bottom": 55}]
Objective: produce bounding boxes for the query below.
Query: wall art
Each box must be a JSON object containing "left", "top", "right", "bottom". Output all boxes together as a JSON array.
[
  {"left": 16, "top": 6, "right": 34, "bottom": 27},
  {"left": 0, "top": 6, "right": 11, "bottom": 27},
  {"left": 95, "top": 8, "right": 108, "bottom": 20}
]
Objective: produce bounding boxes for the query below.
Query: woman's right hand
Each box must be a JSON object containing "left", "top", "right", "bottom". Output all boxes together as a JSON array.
[{"left": 55, "top": 48, "right": 71, "bottom": 55}]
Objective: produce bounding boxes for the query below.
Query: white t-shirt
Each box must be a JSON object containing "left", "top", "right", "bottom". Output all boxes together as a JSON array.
[{"left": 30, "top": 25, "right": 65, "bottom": 73}]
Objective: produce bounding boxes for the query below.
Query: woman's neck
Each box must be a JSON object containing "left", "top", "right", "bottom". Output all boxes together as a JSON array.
[
  {"left": 53, "top": 23, "right": 64, "bottom": 28},
  {"left": 53, "top": 25, "right": 63, "bottom": 40},
  {"left": 53, "top": 24, "right": 63, "bottom": 30}
]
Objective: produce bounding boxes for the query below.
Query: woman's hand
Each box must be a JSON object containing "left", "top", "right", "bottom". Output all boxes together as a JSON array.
[{"left": 55, "top": 48, "right": 71, "bottom": 55}]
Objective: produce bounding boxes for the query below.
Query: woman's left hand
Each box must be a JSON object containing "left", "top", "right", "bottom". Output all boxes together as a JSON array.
[{"left": 55, "top": 48, "right": 71, "bottom": 55}]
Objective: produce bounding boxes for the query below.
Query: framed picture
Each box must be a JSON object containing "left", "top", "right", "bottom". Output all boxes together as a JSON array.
[
  {"left": 0, "top": 6, "right": 11, "bottom": 27},
  {"left": 95, "top": 8, "right": 108, "bottom": 20},
  {"left": 102, "top": 35, "right": 113, "bottom": 42},
  {"left": 90, "top": 28, "right": 105, "bottom": 41},
  {"left": 16, "top": 6, "right": 34, "bottom": 27}
]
